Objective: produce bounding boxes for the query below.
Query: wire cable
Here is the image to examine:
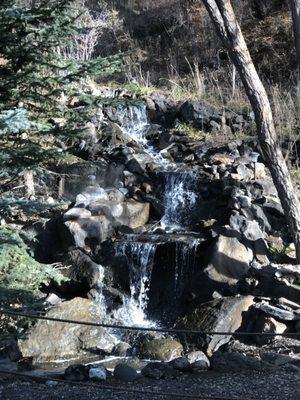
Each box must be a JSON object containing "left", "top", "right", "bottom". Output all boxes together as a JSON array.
[{"left": 1, "top": 308, "right": 299, "bottom": 337}]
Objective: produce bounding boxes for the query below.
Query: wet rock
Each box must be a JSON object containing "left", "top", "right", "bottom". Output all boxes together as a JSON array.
[
  {"left": 112, "top": 342, "right": 131, "bottom": 357},
  {"left": 114, "top": 363, "right": 139, "bottom": 382},
  {"left": 205, "top": 235, "right": 253, "bottom": 285},
  {"left": 255, "top": 301, "right": 299, "bottom": 321},
  {"left": 139, "top": 338, "right": 183, "bottom": 361},
  {"left": 210, "top": 351, "right": 263, "bottom": 372},
  {"left": 169, "top": 357, "right": 192, "bottom": 372},
  {"left": 141, "top": 362, "right": 178, "bottom": 379},
  {"left": 177, "top": 296, "right": 254, "bottom": 355},
  {"left": 64, "top": 364, "right": 90, "bottom": 381},
  {"left": 18, "top": 298, "right": 116, "bottom": 363},
  {"left": 186, "top": 351, "right": 210, "bottom": 369}
]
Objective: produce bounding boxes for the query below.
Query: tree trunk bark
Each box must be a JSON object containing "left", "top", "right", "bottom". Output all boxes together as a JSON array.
[
  {"left": 202, "top": 0, "right": 300, "bottom": 263},
  {"left": 289, "top": 0, "right": 300, "bottom": 94}
]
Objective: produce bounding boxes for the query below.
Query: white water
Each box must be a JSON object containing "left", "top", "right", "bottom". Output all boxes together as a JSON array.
[
  {"left": 115, "top": 104, "right": 174, "bottom": 170},
  {"left": 162, "top": 172, "right": 198, "bottom": 230},
  {"left": 113, "top": 242, "right": 157, "bottom": 327}
]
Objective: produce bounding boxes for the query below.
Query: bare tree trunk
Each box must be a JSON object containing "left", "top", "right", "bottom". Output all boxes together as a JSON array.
[
  {"left": 24, "top": 170, "right": 35, "bottom": 198},
  {"left": 202, "top": 0, "right": 300, "bottom": 263},
  {"left": 289, "top": 0, "right": 300, "bottom": 94}
]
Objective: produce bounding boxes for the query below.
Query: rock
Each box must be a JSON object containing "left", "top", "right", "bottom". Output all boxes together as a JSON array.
[
  {"left": 122, "top": 200, "right": 150, "bottom": 228},
  {"left": 236, "top": 164, "right": 253, "bottom": 180},
  {"left": 114, "top": 364, "right": 139, "bottom": 382},
  {"left": 139, "top": 338, "right": 183, "bottom": 361},
  {"left": 210, "top": 351, "right": 262, "bottom": 372},
  {"left": 112, "top": 342, "right": 131, "bottom": 357},
  {"left": 242, "top": 220, "right": 263, "bottom": 241},
  {"left": 61, "top": 248, "right": 101, "bottom": 291},
  {"left": 255, "top": 301, "right": 298, "bottom": 321},
  {"left": 107, "top": 188, "right": 125, "bottom": 203},
  {"left": 254, "top": 162, "right": 266, "bottom": 179},
  {"left": 186, "top": 351, "right": 210, "bottom": 369},
  {"left": 64, "top": 364, "right": 90, "bottom": 381},
  {"left": 254, "top": 239, "right": 269, "bottom": 265},
  {"left": 63, "top": 207, "right": 92, "bottom": 222},
  {"left": 75, "top": 186, "right": 109, "bottom": 207},
  {"left": 18, "top": 298, "right": 116, "bottom": 363},
  {"left": 179, "top": 101, "right": 215, "bottom": 129},
  {"left": 89, "top": 367, "right": 107, "bottom": 381},
  {"left": 177, "top": 296, "right": 254, "bottom": 355},
  {"left": 260, "top": 352, "right": 299, "bottom": 367},
  {"left": 254, "top": 316, "right": 287, "bottom": 346},
  {"left": 65, "top": 215, "right": 113, "bottom": 247},
  {"left": 205, "top": 235, "right": 253, "bottom": 285},
  {"left": 169, "top": 357, "right": 192, "bottom": 372},
  {"left": 141, "top": 362, "right": 178, "bottom": 379}
]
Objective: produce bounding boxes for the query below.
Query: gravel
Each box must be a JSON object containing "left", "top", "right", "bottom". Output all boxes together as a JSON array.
[{"left": 1, "top": 370, "right": 300, "bottom": 400}]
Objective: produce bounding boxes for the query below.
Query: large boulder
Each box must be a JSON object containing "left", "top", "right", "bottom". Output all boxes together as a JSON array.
[
  {"left": 204, "top": 235, "right": 253, "bottom": 285},
  {"left": 139, "top": 338, "right": 183, "bottom": 361},
  {"left": 18, "top": 298, "right": 116, "bottom": 363},
  {"left": 65, "top": 215, "right": 113, "bottom": 248},
  {"left": 177, "top": 296, "right": 255, "bottom": 355}
]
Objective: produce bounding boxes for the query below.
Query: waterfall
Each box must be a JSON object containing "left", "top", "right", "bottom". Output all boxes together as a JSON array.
[
  {"left": 162, "top": 172, "right": 198, "bottom": 229},
  {"left": 113, "top": 242, "right": 157, "bottom": 327},
  {"left": 114, "top": 104, "right": 149, "bottom": 142},
  {"left": 115, "top": 104, "right": 174, "bottom": 169},
  {"left": 174, "top": 239, "right": 200, "bottom": 296}
]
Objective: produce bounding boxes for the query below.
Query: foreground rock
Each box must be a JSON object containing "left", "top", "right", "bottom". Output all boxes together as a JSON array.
[
  {"left": 18, "top": 298, "right": 116, "bottom": 363},
  {"left": 177, "top": 296, "right": 254, "bottom": 355},
  {"left": 139, "top": 337, "right": 183, "bottom": 361},
  {"left": 114, "top": 364, "right": 139, "bottom": 381}
]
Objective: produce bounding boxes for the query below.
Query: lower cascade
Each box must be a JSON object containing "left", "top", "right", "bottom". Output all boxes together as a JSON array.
[{"left": 113, "top": 241, "right": 157, "bottom": 327}]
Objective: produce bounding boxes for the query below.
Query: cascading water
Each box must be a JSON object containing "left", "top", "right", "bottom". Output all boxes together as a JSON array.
[
  {"left": 115, "top": 104, "right": 174, "bottom": 169},
  {"left": 174, "top": 239, "right": 200, "bottom": 296},
  {"left": 161, "top": 171, "right": 198, "bottom": 230},
  {"left": 100, "top": 103, "right": 201, "bottom": 327},
  {"left": 113, "top": 241, "right": 157, "bottom": 327}
]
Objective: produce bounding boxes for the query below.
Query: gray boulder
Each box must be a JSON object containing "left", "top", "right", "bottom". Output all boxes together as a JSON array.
[
  {"left": 186, "top": 351, "right": 210, "bottom": 369},
  {"left": 18, "top": 298, "right": 116, "bottom": 363},
  {"left": 139, "top": 338, "right": 183, "bottom": 361},
  {"left": 114, "top": 364, "right": 139, "bottom": 382},
  {"left": 141, "top": 362, "right": 178, "bottom": 379},
  {"left": 205, "top": 235, "right": 253, "bottom": 285},
  {"left": 177, "top": 296, "right": 254, "bottom": 355}
]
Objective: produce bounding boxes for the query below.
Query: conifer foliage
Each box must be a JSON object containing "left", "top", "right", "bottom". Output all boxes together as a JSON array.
[{"left": 0, "top": 0, "right": 121, "bottom": 179}]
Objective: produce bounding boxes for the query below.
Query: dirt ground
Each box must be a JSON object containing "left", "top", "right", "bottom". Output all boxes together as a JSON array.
[{"left": 0, "top": 370, "right": 299, "bottom": 400}]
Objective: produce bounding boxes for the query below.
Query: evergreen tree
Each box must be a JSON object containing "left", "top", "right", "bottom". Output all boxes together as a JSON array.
[{"left": 0, "top": 0, "right": 121, "bottom": 189}]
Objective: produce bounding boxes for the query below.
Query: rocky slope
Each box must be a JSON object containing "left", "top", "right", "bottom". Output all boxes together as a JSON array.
[{"left": 1, "top": 87, "right": 300, "bottom": 382}]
